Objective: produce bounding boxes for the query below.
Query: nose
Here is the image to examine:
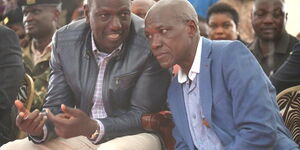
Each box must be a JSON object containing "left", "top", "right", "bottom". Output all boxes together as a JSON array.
[
  {"left": 150, "top": 34, "right": 162, "bottom": 50},
  {"left": 23, "top": 12, "right": 33, "bottom": 24},
  {"left": 214, "top": 26, "right": 224, "bottom": 34},
  {"left": 110, "top": 16, "right": 122, "bottom": 31},
  {"left": 263, "top": 13, "right": 275, "bottom": 24}
]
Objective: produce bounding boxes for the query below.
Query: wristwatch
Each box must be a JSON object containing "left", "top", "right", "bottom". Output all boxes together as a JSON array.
[{"left": 88, "top": 124, "right": 100, "bottom": 141}]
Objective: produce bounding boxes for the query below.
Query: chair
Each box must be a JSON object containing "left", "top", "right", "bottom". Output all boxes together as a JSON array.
[
  {"left": 141, "top": 111, "right": 175, "bottom": 150},
  {"left": 16, "top": 73, "right": 35, "bottom": 139},
  {"left": 276, "top": 85, "right": 300, "bottom": 146}
]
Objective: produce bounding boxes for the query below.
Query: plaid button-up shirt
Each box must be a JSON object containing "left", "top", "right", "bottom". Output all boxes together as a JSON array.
[{"left": 90, "top": 33, "right": 122, "bottom": 143}]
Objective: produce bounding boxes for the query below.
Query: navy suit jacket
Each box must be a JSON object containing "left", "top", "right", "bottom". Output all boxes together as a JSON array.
[{"left": 168, "top": 38, "right": 299, "bottom": 150}]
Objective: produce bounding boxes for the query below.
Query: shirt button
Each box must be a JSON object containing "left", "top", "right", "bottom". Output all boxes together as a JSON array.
[{"left": 192, "top": 114, "right": 196, "bottom": 119}]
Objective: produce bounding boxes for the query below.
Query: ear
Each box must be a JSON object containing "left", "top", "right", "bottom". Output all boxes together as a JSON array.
[
  {"left": 84, "top": 4, "right": 90, "bottom": 24},
  {"left": 186, "top": 20, "right": 198, "bottom": 36},
  {"left": 54, "top": 9, "right": 60, "bottom": 22}
]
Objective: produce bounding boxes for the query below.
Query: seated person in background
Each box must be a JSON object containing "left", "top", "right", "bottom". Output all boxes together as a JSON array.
[
  {"left": 144, "top": 0, "right": 299, "bottom": 149},
  {"left": 270, "top": 41, "right": 300, "bottom": 93},
  {"left": 249, "top": 0, "right": 298, "bottom": 76},
  {"left": 197, "top": 15, "right": 208, "bottom": 38},
  {"left": 131, "top": 0, "right": 155, "bottom": 19},
  {"left": 1, "top": 0, "right": 170, "bottom": 149},
  {"left": 207, "top": 2, "right": 246, "bottom": 44},
  {"left": 0, "top": 25, "right": 25, "bottom": 146},
  {"left": 19, "top": 0, "right": 61, "bottom": 111}
]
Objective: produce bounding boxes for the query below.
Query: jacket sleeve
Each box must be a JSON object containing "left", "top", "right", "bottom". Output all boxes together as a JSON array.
[
  {"left": 99, "top": 54, "right": 171, "bottom": 142},
  {"left": 39, "top": 31, "right": 75, "bottom": 142},
  {"left": 0, "top": 26, "right": 24, "bottom": 143},
  {"left": 0, "top": 26, "right": 24, "bottom": 112},
  {"left": 221, "top": 41, "right": 278, "bottom": 150},
  {"left": 270, "top": 42, "right": 300, "bottom": 93}
]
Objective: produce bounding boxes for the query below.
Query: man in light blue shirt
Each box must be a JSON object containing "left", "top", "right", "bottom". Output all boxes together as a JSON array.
[{"left": 144, "top": 0, "right": 299, "bottom": 149}]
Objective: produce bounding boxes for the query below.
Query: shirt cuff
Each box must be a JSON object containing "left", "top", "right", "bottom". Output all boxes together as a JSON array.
[
  {"left": 28, "top": 125, "right": 48, "bottom": 143},
  {"left": 89, "top": 119, "right": 105, "bottom": 144}
]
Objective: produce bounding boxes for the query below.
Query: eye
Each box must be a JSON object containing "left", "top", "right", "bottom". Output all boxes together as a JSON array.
[
  {"left": 161, "top": 29, "right": 168, "bottom": 34},
  {"left": 208, "top": 24, "right": 217, "bottom": 29},
  {"left": 120, "top": 11, "right": 130, "bottom": 17},
  {"left": 254, "top": 11, "right": 266, "bottom": 17},
  {"left": 273, "top": 10, "right": 284, "bottom": 18},
  {"left": 223, "top": 23, "right": 232, "bottom": 29},
  {"left": 146, "top": 34, "right": 152, "bottom": 39}
]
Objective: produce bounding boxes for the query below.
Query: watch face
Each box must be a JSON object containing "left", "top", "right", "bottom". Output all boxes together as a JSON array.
[{"left": 89, "top": 126, "right": 100, "bottom": 141}]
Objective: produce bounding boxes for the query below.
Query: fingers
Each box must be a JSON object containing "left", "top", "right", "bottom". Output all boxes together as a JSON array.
[
  {"left": 46, "top": 109, "right": 66, "bottom": 125},
  {"left": 61, "top": 104, "right": 81, "bottom": 117},
  {"left": 15, "top": 100, "right": 29, "bottom": 116},
  {"left": 29, "top": 112, "right": 47, "bottom": 132}
]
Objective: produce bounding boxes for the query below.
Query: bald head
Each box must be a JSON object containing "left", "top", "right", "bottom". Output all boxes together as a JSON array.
[
  {"left": 146, "top": 0, "right": 198, "bottom": 24},
  {"left": 131, "top": 0, "right": 155, "bottom": 18}
]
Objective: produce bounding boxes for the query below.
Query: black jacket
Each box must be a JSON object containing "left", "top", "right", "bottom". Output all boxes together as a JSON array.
[
  {"left": 41, "top": 15, "right": 171, "bottom": 143},
  {"left": 270, "top": 42, "right": 300, "bottom": 93},
  {"left": 0, "top": 25, "right": 24, "bottom": 146}
]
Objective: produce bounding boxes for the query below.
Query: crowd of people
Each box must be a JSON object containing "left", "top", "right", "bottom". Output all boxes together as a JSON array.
[{"left": 0, "top": 0, "right": 299, "bottom": 149}]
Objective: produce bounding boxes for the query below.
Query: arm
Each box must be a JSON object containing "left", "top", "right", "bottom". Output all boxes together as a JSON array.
[
  {"left": 0, "top": 26, "right": 25, "bottom": 111},
  {"left": 99, "top": 55, "right": 171, "bottom": 141},
  {"left": 270, "top": 42, "right": 300, "bottom": 93},
  {"left": 0, "top": 26, "right": 24, "bottom": 144},
  {"left": 33, "top": 31, "right": 75, "bottom": 142},
  {"left": 221, "top": 41, "right": 278, "bottom": 150}
]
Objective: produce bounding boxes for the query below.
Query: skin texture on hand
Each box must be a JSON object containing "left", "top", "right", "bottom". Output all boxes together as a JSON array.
[
  {"left": 15, "top": 100, "right": 47, "bottom": 137},
  {"left": 46, "top": 104, "right": 98, "bottom": 138}
]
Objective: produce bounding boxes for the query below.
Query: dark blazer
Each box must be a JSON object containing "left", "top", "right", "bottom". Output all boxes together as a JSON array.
[
  {"left": 168, "top": 38, "right": 298, "bottom": 150},
  {"left": 0, "top": 25, "right": 25, "bottom": 146},
  {"left": 270, "top": 42, "right": 300, "bottom": 93},
  {"left": 40, "top": 15, "right": 171, "bottom": 143}
]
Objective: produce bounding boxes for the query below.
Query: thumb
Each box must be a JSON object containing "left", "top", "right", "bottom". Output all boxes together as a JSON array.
[
  {"left": 15, "top": 100, "right": 29, "bottom": 115},
  {"left": 61, "top": 104, "right": 82, "bottom": 117}
]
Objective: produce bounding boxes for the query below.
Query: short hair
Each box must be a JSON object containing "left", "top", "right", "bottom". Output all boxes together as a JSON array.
[{"left": 207, "top": 2, "right": 239, "bottom": 26}]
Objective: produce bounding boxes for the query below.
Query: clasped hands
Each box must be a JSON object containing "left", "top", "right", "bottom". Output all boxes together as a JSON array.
[{"left": 15, "top": 100, "right": 98, "bottom": 139}]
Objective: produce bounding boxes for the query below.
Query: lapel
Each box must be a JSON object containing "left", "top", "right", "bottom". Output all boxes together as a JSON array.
[
  {"left": 199, "top": 38, "right": 213, "bottom": 125},
  {"left": 80, "top": 28, "right": 98, "bottom": 113},
  {"left": 198, "top": 38, "right": 234, "bottom": 145}
]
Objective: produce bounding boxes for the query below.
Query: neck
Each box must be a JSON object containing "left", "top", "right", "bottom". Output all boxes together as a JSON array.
[
  {"left": 258, "top": 39, "right": 277, "bottom": 56},
  {"left": 180, "top": 37, "right": 199, "bottom": 75},
  {"left": 32, "top": 33, "right": 53, "bottom": 53}
]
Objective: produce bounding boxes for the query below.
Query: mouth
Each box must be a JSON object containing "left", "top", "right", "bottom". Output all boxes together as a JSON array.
[
  {"left": 24, "top": 24, "right": 34, "bottom": 31},
  {"left": 155, "top": 53, "right": 168, "bottom": 61},
  {"left": 107, "top": 33, "right": 122, "bottom": 41}
]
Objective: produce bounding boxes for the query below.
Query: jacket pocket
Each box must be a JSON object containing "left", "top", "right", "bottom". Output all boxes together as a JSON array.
[{"left": 114, "top": 71, "right": 140, "bottom": 90}]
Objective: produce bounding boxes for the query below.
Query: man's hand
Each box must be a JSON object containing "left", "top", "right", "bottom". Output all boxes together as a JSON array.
[
  {"left": 15, "top": 100, "right": 47, "bottom": 137},
  {"left": 47, "top": 104, "right": 98, "bottom": 139}
]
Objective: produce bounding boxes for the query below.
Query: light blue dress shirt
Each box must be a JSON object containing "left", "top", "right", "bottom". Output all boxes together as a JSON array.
[{"left": 178, "top": 37, "right": 223, "bottom": 150}]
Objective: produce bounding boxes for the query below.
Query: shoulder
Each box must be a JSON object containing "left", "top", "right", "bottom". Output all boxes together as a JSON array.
[
  {"left": 0, "top": 25, "right": 17, "bottom": 38},
  {"left": 208, "top": 39, "right": 248, "bottom": 57},
  {"left": 54, "top": 19, "right": 89, "bottom": 42},
  {"left": 126, "top": 14, "right": 150, "bottom": 54}
]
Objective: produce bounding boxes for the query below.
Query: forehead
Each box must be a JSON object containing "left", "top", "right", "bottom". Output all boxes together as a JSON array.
[
  {"left": 209, "top": 13, "right": 233, "bottom": 22},
  {"left": 22, "top": 4, "right": 53, "bottom": 11},
  {"left": 146, "top": 7, "right": 176, "bottom": 25},
  {"left": 254, "top": 0, "right": 284, "bottom": 11},
  {"left": 91, "top": 0, "right": 130, "bottom": 9}
]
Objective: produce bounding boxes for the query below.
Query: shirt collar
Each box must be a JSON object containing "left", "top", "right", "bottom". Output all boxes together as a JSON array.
[{"left": 178, "top": 37, "right": 202, "bottom": 83}]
